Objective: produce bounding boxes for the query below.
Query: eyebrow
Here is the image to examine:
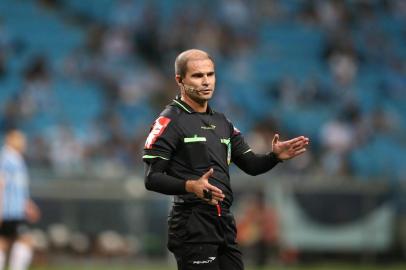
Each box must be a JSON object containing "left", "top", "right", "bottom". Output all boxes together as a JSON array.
[{"left": 191, "top": 71, "right": 215, "bottom": 77}]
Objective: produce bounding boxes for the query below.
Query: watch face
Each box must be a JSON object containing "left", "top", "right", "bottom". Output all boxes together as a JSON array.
[{"left": 203, "top": 189, "right": 213, "bottom": 200}]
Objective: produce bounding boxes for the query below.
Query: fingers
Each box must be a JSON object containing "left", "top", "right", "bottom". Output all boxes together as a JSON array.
[
  {"left": 201, "top": 168, "right": 223, "bottom": 197},
  {"left": 208, "top": 199, "right": 219, "bottom": 205},
  {"left": 203, "top": 185, "right": 224, "bottom": 203},
  {"left": 291, "top": 140, "right": 303, "bottom": 149},
  {"left": 202, "top": 188, "right": 223, "bottom": 204},
  {"left": 206, "top": 182, "right": 223, "bottom": 195},
  {"left": 290, "top": 137, "right": 308, "bottom": 156},
  {"left": 272, "top": 134, "right": 279, "bottom": 145},
  {"left": 203, "top": 189, "right": 213, "bottom": 200},
  {"left": 275, "top": 134, "right": 309, "bottom": 160},
  {"left": 285, "top": 136, "right": 308, "bottom": 145},
  {"left": 293, "top": 148, "right": 307, "bottom": 157},
  {"left": 292, "top": 139, "right": 309, "bottom": 150},
  {"left": 196, "top": 168, "right": 225, "bottom": 204},
  {"left": 202, "top": 168, "right": 214, "bottom": 179},
  {"left": 203, "top": 196, "right": 222, "bottom": 205},
  {"left": 206, "top": 185, "right": 225, "bottom": 202},
  {"left": 282, "top": 137, "right": 309, "bottom": 152},
  {"left": 211, "top": 192, "right": 225, "bottom": 202}
]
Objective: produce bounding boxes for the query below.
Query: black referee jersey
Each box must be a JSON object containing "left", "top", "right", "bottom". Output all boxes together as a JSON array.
[
  {"left": 143, "top": 96, "right": 281, "bottom": 269},
  {"left": 143, "top": 96, "right": 256, "bottom": 207}
]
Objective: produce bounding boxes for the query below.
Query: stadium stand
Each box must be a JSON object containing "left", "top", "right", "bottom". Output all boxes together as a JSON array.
[{"left": 0, "top": 0, "right": 405, "bottom": 182}]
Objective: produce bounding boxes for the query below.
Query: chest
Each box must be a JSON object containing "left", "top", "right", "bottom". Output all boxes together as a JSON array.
[
  {"left": 5, "top": 162, "right": 28, "bottom": 188},
  {"left": 176, "top": 114, "right": 231, "bottom": 168},
  {"left": 179, "top": 114, "right": 230, "bottom": 145}
]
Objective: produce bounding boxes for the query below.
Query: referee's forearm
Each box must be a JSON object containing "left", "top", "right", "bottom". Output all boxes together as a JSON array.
[
  {"left": 145, "top": 171, "right": 188, "bottom": 195},
  {"left": 234, "top": 151, "right": 281, "bottom": 176},
  {"left": 144, "top": 160, "right": 188, "bottom": 195}
]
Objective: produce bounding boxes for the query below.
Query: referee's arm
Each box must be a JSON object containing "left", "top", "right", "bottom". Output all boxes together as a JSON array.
[
  {"left": 233, "top": 134, "right": 309, "bottom": 175},
  {"left": 144, "top": 159, "right": 225, "bottom": 204},
  {"left": 233, "top": 151, "right": 281, "bottom": 176},
  {"left": 230, "top": 125, "right": 281, "bottom": 176},
  {"left": 144, "top": 159, "right": 187, "bottom": 195}
]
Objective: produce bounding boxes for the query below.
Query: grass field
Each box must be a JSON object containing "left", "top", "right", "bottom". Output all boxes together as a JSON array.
[{"left": 31, "top": 263, "right": 406, "bottom": 270}]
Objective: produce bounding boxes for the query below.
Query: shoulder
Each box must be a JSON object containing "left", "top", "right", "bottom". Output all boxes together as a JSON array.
[
  {"left": 146, "top": 104, "right": 183, "bottom": 137},
  {"left": 0, "top": 150, "right": 17, "bottom": 171},
  {"left": 153, "top": 104, "right": 184, "bottom": 130},
  {"left": 213, "top": 112, "right": 243, "bottom": 136},
  {"left": 159, "top": 104, "right": 183, "bottom": 120},
  {"left": 212, "top": 110, "right": 233, "bottom": 126}
]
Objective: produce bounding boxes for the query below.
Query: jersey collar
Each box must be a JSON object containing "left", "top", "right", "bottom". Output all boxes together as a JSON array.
[
  {"left": 172, "top": 95, "right": 214, "bottom": 115},
  {"left": 2, "top": 145, "right": 23, "bottom": 162}
]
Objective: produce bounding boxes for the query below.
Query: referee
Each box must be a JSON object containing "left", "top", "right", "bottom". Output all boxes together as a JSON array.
[
  {"left": 143, "top": 49, "right": 309, "bottom": 270},
  {"left": 0, "top": 129, "right": 40, "bottom": 270}
]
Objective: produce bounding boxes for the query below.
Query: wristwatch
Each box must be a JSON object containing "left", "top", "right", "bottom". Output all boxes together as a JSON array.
[{"left": 203, "top": 189, "right": 213, "bottom": 200}]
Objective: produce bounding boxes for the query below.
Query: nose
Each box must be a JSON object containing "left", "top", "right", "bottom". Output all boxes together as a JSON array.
[{"left": 202, "top": 75, "right": 209, "bottom": 85}]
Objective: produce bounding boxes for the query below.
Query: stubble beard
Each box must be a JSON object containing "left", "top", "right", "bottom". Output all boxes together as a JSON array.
[{"left": 188, "top": 90, "right": 213, "bottom": 105}]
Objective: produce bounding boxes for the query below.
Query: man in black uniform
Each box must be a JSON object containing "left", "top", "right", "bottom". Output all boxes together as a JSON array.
[{"left": 143, "top": 49, "right": 309, "bottom": 270}]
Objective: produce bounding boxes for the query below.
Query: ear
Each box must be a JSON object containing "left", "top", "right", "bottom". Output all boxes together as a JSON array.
[{"left": 175, "top": 75, "right": 183, "bottom": 86}]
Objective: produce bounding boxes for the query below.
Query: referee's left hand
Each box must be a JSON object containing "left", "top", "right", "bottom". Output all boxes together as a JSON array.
[
  {"left": 272, "top": 134, "right": 310, "bottom": 160},
  {"left": 185, "top": 168, "right": 225, "bottom": 205}
]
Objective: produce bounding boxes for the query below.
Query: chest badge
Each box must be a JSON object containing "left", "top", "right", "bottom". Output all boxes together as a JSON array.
[
  {"left": 201, "top": 124, "right": 216, "bottom": 130},
  {"left": 220, "top": 138, "right": 231, "bottom": 165}
]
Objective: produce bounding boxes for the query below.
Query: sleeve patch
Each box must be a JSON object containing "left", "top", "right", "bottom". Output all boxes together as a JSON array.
[
  {"left": 145, "top": 116, "right": 172, "bottom": 149},
  {"left": 233, "top": 126, "right": 241, "bottom": 135}
]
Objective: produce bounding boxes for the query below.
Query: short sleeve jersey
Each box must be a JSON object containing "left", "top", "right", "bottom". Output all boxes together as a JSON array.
[
  {"left": 0, "top": 146, "right": 29, "bottom": 220},
  {"left": 143, "top": 97, "right": 251, "bottom": 207}
]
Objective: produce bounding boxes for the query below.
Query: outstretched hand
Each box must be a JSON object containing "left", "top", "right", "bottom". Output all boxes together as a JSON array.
[
  {"left": 185, "top": 168, "right": 225, "bottom": 205},
  {"left": 272, "top": 134, "right": 310, "bottom": 160}
]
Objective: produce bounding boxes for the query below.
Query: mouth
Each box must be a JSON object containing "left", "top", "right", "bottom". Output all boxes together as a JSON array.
[{"left": 199, "top": 89, "right": 212, "bottom": 94}]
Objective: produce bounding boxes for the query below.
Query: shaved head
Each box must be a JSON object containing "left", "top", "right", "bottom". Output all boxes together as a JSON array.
[{"left": 175, "top": 49, "right": 214, "bottom": 79}]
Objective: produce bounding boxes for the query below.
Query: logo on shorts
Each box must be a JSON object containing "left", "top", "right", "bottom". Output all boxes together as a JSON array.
[{"left": 192, "top": 257, "right": 216, "bottom": 264}]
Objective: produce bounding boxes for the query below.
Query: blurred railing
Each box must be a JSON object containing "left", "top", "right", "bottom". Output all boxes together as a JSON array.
[{"left": 28, "top": 170, "right": 406, "bottom": 262}]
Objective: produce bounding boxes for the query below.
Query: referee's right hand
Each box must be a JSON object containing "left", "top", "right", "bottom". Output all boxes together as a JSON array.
[{"left": 185, "top": 168, "right": 225, "bottom": 205}]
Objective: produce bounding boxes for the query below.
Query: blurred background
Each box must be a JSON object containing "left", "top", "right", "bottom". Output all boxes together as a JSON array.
[{"left": 0, "top": 0, "right": 406, "bottom": 269}]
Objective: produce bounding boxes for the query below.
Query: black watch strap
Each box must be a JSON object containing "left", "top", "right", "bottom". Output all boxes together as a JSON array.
[{"left": 203, "top": 189, "right": 213, "bottom": 200}]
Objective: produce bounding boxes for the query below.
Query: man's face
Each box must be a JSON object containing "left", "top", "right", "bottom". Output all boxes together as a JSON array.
[
  {"left": 178, "top": 58, "right": 215, "bottom": 103},
  {"left": 8, "top": 131, "right": 27, "bottom": 154}
]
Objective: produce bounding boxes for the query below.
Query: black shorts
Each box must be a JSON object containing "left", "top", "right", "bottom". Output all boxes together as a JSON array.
[
  {"left": 0, "top": 220, "right": 30, "bottom": 238},
  {"left": 167, "top": 203, "right": 244, "bottom": 270}
]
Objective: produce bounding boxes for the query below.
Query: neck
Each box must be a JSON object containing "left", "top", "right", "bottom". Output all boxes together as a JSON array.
[
  {"left": 181, "top": 94, "right": 208, "bottom": 113},
  {"left": 4, "top": 144, "right": 21, "bottom": 155}
]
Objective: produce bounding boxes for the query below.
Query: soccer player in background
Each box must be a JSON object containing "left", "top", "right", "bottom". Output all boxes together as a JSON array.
[
  {"left": 143, "top": 49, "right": 309, "bottom": 270},
  {"left": 0, "top": 129, "right": 40, "bottom": 270}
]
